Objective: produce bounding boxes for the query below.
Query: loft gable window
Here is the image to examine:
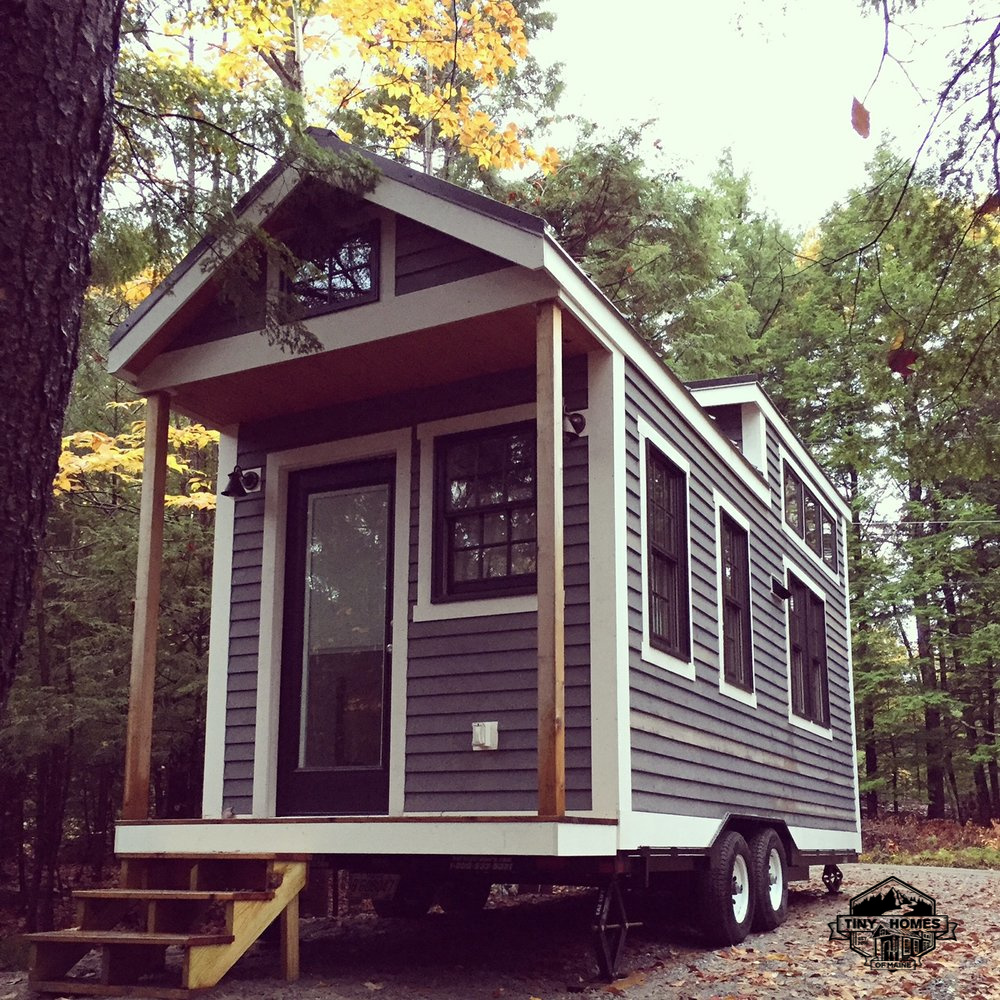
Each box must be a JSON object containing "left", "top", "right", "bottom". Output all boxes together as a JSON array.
[
  {"left": 434, "top": 422, "right": 537, "bottom": 600},
  {"left": 788, "top": 571, "right": 830, "bottom": 727},
  {"left": 285, "top": 222, "right": 380, "bottom": 316},
  {"left": 783, "top": 461, "right": 838, "bottom": 572},
  {"left": 646, "top": 443, "right": 691, "bottom": 660},
  {"left": 720, "top": 513, "right": 753, "bottom": 692}
]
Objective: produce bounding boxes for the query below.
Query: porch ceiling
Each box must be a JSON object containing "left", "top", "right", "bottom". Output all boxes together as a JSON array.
[{"left": 165, "top": 304, "right": 598, "bottom": 428}]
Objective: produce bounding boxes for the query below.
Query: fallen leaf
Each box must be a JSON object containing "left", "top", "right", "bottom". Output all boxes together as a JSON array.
[
  {"left": 852, "top": 97, "right": 871, "bottom": 138},
  {"left": 363, "top": 983, "right": 384, "bottom": 992}
]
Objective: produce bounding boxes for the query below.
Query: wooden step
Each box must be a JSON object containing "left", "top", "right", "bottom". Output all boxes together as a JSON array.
[
  {"left": 27, "top": 856, "right": 308, "bottom": 995},
  {"left": 29, "top": 930, "right": 235, "bottom": 947},
  {"left": 74, "top": 889, "right": 273, "bottom": 902}
]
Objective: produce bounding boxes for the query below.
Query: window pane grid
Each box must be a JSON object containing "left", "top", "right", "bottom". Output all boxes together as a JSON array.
[
  {"left": 646, "top": 445, "right": 690, "bottom": 659},
  {"left": 720, "top": 513, "right": 753, "bottom": 692},
  {"left": 788, "top": 573, "right": 829, "bottom": 726},
  {"left": 436, "top": 424, "right": 537, "bottom": 599},
  {"left": 783, "top": 462, "right": 838, "bottom": 572}
]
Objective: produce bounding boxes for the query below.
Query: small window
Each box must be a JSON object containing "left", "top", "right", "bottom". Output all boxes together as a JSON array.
[
  {"left": 646, "top": 443, "right": 690, "bottom": 659},
  {"left": 783, "top": 461, "right": 838, "bottom": 571},
  {"left": 434, "top": 422, "right": 536, "bottom": 600},
  {"left": 285, "top": 223, "right": 380, "bottom": 315},
  {"left": 788, "top": 571, "right": 829, "bottom": 727},
  {"left": 783, "top": 465, "right": 803, "bottom": 534},
  {"left": 720, "top": 513, "right": 753, "bottom": 692}
]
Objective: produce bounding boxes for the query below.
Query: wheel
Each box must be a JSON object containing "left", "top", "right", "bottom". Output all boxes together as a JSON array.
[
  {"left": 437, "top": 878, "right": 492, "bottom": 913},
  {"left": 698, "top": 831, "right": 755, "bottom": 945},
  {"left": 748, "top": 829, "right": 788, "bottom": 931}
]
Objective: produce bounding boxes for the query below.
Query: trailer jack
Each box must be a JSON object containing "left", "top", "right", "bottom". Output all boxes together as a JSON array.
[
  {"left": 822, "top": 864, "right": 844, "bottom": 893},
  {"left": 591, "top": 877, "right": 641, "bottom": 980}
]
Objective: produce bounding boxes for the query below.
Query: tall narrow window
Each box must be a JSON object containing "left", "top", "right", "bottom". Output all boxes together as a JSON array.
[
  {"left": 435, "top": 422, "right": 536, "bottom": 600},
  {"left": 646, "top": 444, "right": 690, "bottom": 659},
  {"left": 783, "top": 464, "right": 803, "bottom": 533},
  {"left": 720, "top": 513, "right": 753, "bottom": 692},
  {"left": 788, "top": 572, "right": 829, "bottom": 727}
]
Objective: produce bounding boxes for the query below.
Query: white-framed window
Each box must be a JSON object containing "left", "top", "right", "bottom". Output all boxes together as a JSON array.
[
  {"left": 783, "top": 562, "right": 832, "bottom": 738},
  {"left": 413, "top": 404, "right": 538, "bottom": 622},
  {"left": 713, "top": 494, "right": 756, "bottom": 707},
  {"left": 638, "top": 419, "right": 694, "bottom": 680},
  {"left": 781, "top": 454, "right": 839, "bottom": 580}
]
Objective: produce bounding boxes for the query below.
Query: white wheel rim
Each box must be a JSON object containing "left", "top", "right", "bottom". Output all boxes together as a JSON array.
[
  {"left": 731, "top": 855, "right": 750, "bottom": 923},
  {"left": 767, "top": 848, "right": 783, "bottom": 910}
]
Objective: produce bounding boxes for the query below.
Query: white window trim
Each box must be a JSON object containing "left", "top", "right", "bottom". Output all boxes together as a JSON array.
[
  {"left": 740, "top": 403, "right": 767, "bottom": 476},
  {"left": 413, "top": 403, "right": 538, "bottom": 622},
  {"left": 779, "top": 449, "right": 841, "bottom": 584},
  {"left": 637, "top": 418, "right": 695, "bottom": 681},
  {"left": 713, "top": 492, "right": 757, "bottom": 709},
  {"left": 253, "top": 429, "right": 412, "bottom": 817},
  {"left": 782, "top": 556, "right": 833, "bottom": 740}
]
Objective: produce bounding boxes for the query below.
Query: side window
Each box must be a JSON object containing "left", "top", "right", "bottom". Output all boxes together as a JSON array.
[
  {"left": 285, "top": 222, "right": 380, "bottom": 316},
  {"left": 434, "top": 422, "right": 536, "bottom": 600},
  {"left": 783, "top": 461, "right": 838, "bottom": 572},
  {"left": 720, "top": 513, "right": 753, "bottom": 692},
  {"left": 646, "top": 443, "right": 691, "bottom": 660},
  {"left": 788, "top": 571, "right": 830, "bottom": 727}
]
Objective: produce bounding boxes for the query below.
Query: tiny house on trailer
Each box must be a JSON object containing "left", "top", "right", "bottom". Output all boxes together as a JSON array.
[{"left": 28, "top": 133, "right": 860, "bottom": 994}]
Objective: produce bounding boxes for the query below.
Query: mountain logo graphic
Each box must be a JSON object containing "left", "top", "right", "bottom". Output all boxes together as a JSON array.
[{"left": 829, "top": 876, "right": 959, "bottom": 970}]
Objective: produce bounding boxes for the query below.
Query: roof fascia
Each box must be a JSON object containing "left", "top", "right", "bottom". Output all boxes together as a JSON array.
[
  {"left": 689, "top": 382, "right": 851, "bottom": 520},
  {"left": 541, "top": 237, "right": 771, "bottom": 506}
]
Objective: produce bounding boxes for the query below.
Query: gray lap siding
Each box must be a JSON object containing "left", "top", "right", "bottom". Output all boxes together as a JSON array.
[
  {"left": 625, "top": 365, "right": 856, "bottom": 833},
  {"left": 220, "top": 358, "right": 592, "bottom": 815}
]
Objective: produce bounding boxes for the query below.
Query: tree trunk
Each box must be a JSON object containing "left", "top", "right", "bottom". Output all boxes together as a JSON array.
[{"left": 0, "top": 0, "right": 125, "bottom": 714}]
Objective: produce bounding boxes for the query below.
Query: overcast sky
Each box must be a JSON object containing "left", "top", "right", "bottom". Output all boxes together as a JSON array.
[{"left": 531, "top": 1, "right": 939, "bottom": 232}]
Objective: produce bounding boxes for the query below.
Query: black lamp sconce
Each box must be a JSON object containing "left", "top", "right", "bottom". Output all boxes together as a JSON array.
[
  {"left": 221, "top": 465, "right": 263, "bottom": 499},
  {"left": 771, "top": 575, "right": 791, "bottom": 600},
  {"left": 563, "top": 408, "right": 587, "bottom": 442}
]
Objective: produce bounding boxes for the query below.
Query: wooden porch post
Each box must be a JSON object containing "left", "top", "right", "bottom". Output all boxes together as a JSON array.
[
  {"left": 122, "top": 392, "right": 170, "bottom": 821},
  {"left": 536, "top": 301, "right": 566, "bottom": 818}
]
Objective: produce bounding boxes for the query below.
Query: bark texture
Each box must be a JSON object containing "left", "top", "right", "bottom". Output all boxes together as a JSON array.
[{"left": 0, "top": 0, "right": 125, "bottom": 714}]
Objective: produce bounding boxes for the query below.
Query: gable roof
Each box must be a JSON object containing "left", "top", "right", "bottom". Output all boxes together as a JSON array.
[{"left": 108, "top": 129, "right": 546, "bottom": 358}]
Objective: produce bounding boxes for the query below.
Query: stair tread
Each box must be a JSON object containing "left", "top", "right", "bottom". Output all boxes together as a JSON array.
[
  {"left": 27, "top": 929, "right": 235, "bottom": 946},
  {"left": 74, "top": 888, "right": 274, "bottom": 902},
  {"left": 29, "top": 980, "right": 211, "bottom": 998}
]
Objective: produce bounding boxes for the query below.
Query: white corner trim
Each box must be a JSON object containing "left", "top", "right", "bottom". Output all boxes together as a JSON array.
[
  {"left": 781, "top": 556, "right": 834, "bottom": 741},
  {"left": 412, "top": 403, "right": 538, "bottom": 622},
  {"left": 587, "top": 351, "right": 627, "bottom": 817},
  {"left": 636, "top": 418, "right": 696, "bottom": 682},
  {"left": 741, "top": 403, "right": 767, "bottom": 476},
  {"left": 202, "top": 427, "right": 238, "bottom": 818},
  {"left": 251, "top": 428, "right": 412, "bottom": 818},
  {"left": 842, "top": 551, "right": 864, "bottom": 840}
]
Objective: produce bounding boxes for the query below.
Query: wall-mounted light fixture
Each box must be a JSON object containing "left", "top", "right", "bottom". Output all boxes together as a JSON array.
[
  {"left": 221, "top": 465, "right": 263, "bottom": 499},
  {"left": 563, "top": 408, "right": 587, "bottom": 442}
]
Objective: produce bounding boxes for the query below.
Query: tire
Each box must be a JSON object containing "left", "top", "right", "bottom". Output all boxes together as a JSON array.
[
  {"left": 698, "top": 831, "right": 755, "bottom": 945},
  {"left": 749, "top": 828, "right": 788, "bottom": 932}
]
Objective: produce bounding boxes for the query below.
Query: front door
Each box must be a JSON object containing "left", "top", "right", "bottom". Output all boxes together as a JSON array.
[{"left": 276, "top": 458, "right": 394, "bottom": 815}]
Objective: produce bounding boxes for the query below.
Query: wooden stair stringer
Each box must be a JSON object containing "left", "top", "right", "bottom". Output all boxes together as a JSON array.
[{"left": 182, "top": 860, "right": 307, "bottom": 990}]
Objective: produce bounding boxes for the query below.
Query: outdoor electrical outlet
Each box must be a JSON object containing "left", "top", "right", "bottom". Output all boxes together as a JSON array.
[{"left": 471, "top": 721, "right": 499, "bottom": 751}]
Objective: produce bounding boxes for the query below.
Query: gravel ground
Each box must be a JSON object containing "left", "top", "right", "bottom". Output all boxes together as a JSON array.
[{"left": 5, "top": 864, "right": 1000, "bottom": 1000}]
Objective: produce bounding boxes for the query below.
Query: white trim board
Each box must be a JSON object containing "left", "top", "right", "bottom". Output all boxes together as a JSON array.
[
  {"left": 251, "top": 429, "right": 412, "bottom": 817},
  {"left": 115, "top": 819, "right": 619, "bottom": 858},
  {"left": 412, "top": 403, "right": 538, "bottom": 622},
  {"left": 202, "top": 427, "right": 238, "bottom": 818}
]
